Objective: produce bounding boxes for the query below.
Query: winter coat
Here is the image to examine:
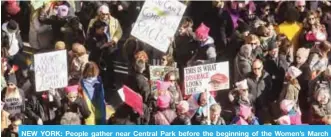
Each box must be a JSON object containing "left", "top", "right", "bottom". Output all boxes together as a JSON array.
[
  {"left": 173, "top": 29, "right": 197, "bottom": 66},
  {"left": 60, "top": 97, "right": 91, "bottom": 120},
  {"left": 25, "top": 93, "right": 61, "bottom": 124},
  {"left": 189, "top": 36, "right": 217, "bottom": 66},
  {"left": 29, "top": 6, "right": 53, "bottom": 49},
  {"left": 61, "top": 17, "right": 86, "bottom": 48},
  {"left": 171, "top": 114, "right": 191, "bottom": 125},
  {"left": 311, "top": 100, "right": 331, "bottom": 124},
  {"left": 126, "top": 72, "right": 151, "bottom": 104},
  {"left": 1, "top": 127, "right": 18, "bottom": 137},
  {"left": 87, "top": 16, "right": 123, "bottom": 43},
  {"left": 1, "top": 22, "right": 24, "bottom": 57},
  {"left": 69, "top": 54, "right": 89, "bottom": 83},
  {"left": 86, "top": 33, "right": 108, "bottom": 65},
  {"left": 264, "top": 54, "right": 289, "bottom": 101},
  {"left": 234, "top": 53, "right": 252, "bottom": 82},
  {"left": 246, "top": 71, "right": 273, "bottom": 109},
  {"left": 279, "top": 82, "right": 301, "bottom": 104},
  {"left": 151, "top": 109, "right": 177, "bottom": 125}
]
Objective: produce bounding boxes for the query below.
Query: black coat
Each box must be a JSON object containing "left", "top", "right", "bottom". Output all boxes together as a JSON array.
[
  {"left": 125, "top": 72, "right": 151, "bottom": 103},
  {"left": 25, "top": 93, "right": 61, "bottom": 124},
  {"left": 246, "top": 72, "right": 273, "bottom": 109},
  {"left": 264, "top": 54, "right": 289, "bottom": 101},
  {"left": 59, "top": 97, "right": 91, "bottom": 120}
]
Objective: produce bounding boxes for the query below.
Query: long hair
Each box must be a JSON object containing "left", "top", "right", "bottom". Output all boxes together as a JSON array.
[
  {"left": 82, "top": 61, "right": 100, "bottom": 79},
  {"left": 303, "top": 10, "right": 322, "bottom": 30}
]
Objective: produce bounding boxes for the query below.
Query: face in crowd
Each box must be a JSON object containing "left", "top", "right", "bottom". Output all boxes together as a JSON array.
[{"left": 252, "top": 60, "right": 263, "bottom": 77}]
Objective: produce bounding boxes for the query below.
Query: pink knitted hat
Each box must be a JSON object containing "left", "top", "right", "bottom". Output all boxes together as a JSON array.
[
  {"left": 157, "top": 95, "right": 171, "bottom": 109},
  {"left": 65, "top": 85, "right": 79, "bottom": 94},
  {"left": 239, "top": 104, "right": 252, "bottom": 119},
  {"left": 195, "top": 23, "right": 210, "bottom": 40},
  {"left": 156, "top": 80, "right": 172, "bottom": 91},
  {"left": 6, "top": 0, "right": 21, "bottom": 15}
]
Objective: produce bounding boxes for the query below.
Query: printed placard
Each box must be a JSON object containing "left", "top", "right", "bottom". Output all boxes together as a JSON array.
[
  {"left": 131, "top": 0, "right": 186, "bottom": 53},
  {"left": 184, "top": 62, "right": 230, "bottom": 95},
  {"left": 34, "top": 50, "right": 68, "bottom": 92}
]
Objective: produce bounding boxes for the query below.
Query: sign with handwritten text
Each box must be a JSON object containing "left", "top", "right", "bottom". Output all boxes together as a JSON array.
[
  {"left": 184, "top": 62, "right": 230, "bottom": 95},
  {"left": 131, "top": 0, "right": 186, "bottom": 53},
  {"left": 34, "top": 50, "right": 68, "bottom": 92},
  {"left": 149, "top": 66, "right": 179, "bottom": 96}
]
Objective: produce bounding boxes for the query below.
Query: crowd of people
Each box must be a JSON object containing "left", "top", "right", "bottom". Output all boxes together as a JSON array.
[{"left": 1, "top": 0, "right": 331, "bottom": 135}]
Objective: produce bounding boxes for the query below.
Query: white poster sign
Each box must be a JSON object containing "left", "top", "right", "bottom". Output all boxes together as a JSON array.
[
  {"left": 184, "top": 62, "right": 230, "bottom": 95},
  {"left": 131, "top": 0, "right": 186, "bottom": 53},
  {"left": 34, "top": 50, "right": 68, "bottom": 92}
]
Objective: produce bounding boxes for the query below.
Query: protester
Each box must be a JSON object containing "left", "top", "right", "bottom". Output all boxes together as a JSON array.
[
  {"left": 87, "top": 4, "right": 122, "bottom": 45},
  {"left": 150, "top": 95, "right": 177, "bottom": 125},
  {"left": 233, "top": 44, "right": 253, "bottom": 82},
  {"left": 299, "top": 10, "right": 327, "bottom": 48},
  {"left": 230, "top": 104, "right": 259, "bottom": 125},
  {"left": 1, "top": 0, "right": 331, "bottom": 126},
  {"left": 276, "top": 7, "right": 302, "bottom": 52},
  {"left": 246, "top": 59, "right": 273, "bottom": 123},
  {"left": 69, "top": 43, "right": 89, "bottom": 84},
  {"left": 59, "top": 85, "right": 90, "bottom": 124},
  {"left": 1, "top": 113, "right": 23, "bottom": 137},
  {"left": 187, "top": 23, "right": 217, "bottom": 66},
  {"left": 172, "top": 101, "right": 191, "bottom": 125},
  {"left": 1, "top": 75, "right": 24, "bottom": 116},
  {"left": 311, "top": 87, "right": 331, "bottom": 124},
  {"left": 79, "top": 62, "right": 106, "bottom": 125},
  {"left": 60, "top": 112, "right": 82, "bottom": 125}
]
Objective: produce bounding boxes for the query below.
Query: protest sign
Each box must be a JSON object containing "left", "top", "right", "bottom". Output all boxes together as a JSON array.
[
  {"left": 34, "top": 50, "right": 68, "bottom": 92},
  {"left": 184, "top": 62, "right": 230, "bottom": 95},
  {"left": 118, "top": 85, "right": 144, "bottom": 116},
  {"left": 131, "top": 0, "right": 186, "bottom": 53},
  {"left": 149, "top": 66, "right": 179, "bottom": 95}
]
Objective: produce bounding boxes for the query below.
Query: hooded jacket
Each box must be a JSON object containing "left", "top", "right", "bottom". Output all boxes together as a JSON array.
[{"left": 190, "top": 36, "right": 217, "bottom": 65}]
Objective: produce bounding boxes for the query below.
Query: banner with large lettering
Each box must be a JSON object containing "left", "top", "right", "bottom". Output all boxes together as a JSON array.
[
  {"left": 131, "top": 0, "right": 186, "bottom": 53},
  {"left": 34, "top": 50, "right": 68, "bottom": 92},
  {"left": 149, "top": 66, "right": 179, "bottom": 95},
  {"left": 184, "top": 62, "right": 230, "bottom": 95}
]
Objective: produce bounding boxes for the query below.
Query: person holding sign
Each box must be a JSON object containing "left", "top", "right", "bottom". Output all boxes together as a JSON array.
[{"left": 187, "top": 23, "right": 217, "bottom": 66}]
